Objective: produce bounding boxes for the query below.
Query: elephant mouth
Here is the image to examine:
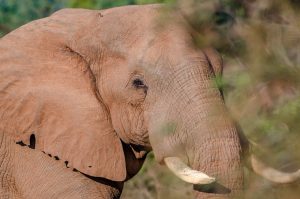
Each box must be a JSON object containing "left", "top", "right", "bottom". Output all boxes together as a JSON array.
[{"left": 193, "top": 182, "right": 231, "bottom": 194}]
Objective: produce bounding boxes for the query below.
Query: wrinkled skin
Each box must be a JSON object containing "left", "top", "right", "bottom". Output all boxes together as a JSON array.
[{"left": 0, "top": 4, "right": 246, "bottom": 199}]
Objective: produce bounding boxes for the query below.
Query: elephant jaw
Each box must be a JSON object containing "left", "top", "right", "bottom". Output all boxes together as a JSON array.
[{"left": 164, "top": 157, "right": 216, "bottom": 184}]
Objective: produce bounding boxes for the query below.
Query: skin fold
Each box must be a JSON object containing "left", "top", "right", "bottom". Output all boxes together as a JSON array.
[{"left": 0, "top": 4, "right": 247, "bottom": 199}]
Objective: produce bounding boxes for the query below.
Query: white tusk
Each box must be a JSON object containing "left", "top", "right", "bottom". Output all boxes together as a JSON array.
[
  {"left": 251, "top": 155, "right": 300, "bottom": 183},
  {"left": 164, "top": 157, "right": 215, "bottom": 184}
]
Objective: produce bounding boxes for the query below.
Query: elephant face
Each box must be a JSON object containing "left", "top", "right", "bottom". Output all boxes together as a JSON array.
[
  {"left": 86, "top": 5, "right": 244, "bottom": 196},
  {"left": 0, "top": 4, "right": 244, "bottom": 198},
  {"left": 93, "top": 6, "right": 229, "bottom": 155}
]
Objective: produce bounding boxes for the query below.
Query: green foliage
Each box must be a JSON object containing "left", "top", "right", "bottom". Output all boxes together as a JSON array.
[
  {"left": 0, "top": 0, "right": 64, "bottom": 36},
  {"left": 217, "top": 1, "right": 300, "bottom": 198},
  {"left": 67, "top": 0, "right": 136, "bottom": 9}
]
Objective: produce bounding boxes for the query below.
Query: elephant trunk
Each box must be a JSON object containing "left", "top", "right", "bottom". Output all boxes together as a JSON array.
[
  {"left": 159, "top": 116, "right": 244, "bottom": 198},
  {"left": 154, "top": 99, "right": 244, "bottom": 198},
  {"left": 191, "top": 125, "right": 244, "bottom": 199},
  {"left": 182, "top": 87, "right": 244, "bottom": 198},
  {"left": 148, "top": 61, "right": 245, "bottom": 198}
]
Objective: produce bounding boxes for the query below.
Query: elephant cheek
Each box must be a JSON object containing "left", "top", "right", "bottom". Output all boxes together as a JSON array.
[
  {"left": 109, "top": 105, "right": 131, "bottom": 143},
  {"left": 149, "top": 126, "right": 188, "bottom": 164}
]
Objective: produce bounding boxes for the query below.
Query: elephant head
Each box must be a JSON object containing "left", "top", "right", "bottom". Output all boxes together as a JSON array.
[{"left": 0, "top": 4, "right": 299, "bottom": 198}]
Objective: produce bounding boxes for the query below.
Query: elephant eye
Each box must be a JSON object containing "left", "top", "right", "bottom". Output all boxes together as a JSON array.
[
  {"left": 132, "top": 78, "right": 145, "bottom": 88},
  {"left": 132, "top": 77, "right": 148, "bottom": 95}
]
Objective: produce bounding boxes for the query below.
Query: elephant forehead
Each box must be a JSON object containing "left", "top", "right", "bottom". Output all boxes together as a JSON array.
[{"left": 97, "top": 5, "right": 194, "bottom": 58}]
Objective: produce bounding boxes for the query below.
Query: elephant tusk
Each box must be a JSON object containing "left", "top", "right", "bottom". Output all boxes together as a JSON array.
[
  {"left": 251, "top": 155, "right": 300, "bottom": 183},
  {"left": 164, "top": 157, "right": 216, "bottom": 184}
]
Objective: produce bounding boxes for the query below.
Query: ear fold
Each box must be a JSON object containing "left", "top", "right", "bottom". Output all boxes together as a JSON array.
[
  {"left": 203, "top": 48, "right": 223, "bottom": 76},
  {"left": 0, "top": 55, "right": 127, "bottom": 181}
]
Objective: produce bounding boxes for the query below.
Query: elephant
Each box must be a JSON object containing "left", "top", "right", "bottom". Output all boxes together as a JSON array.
[{"left": 0, "top": 4, "right": 299, "bottom": 199}]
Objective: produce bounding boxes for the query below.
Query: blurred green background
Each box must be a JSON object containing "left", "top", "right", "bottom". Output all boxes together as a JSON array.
[{"left": 1, "top": 0, "right": 300, "bottom": 198}]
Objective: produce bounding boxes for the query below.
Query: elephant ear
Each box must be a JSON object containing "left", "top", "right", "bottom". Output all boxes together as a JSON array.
[
  {"left": 203, "top": 48, "right": 223, "bottom": 76},
  {"left": 1, "top": 51, "right": 126, "bottom": 181}
]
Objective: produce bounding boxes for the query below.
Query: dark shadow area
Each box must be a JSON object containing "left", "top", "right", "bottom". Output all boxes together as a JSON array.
[
  {"left": 29, "top": 134, "right": 36, "bottom": 149},
  {"left": 82, "top": 173, "right": 124, "bottom": 191},
  {"left": 64, "top": 161, "right": 69, "bottom": 168},
  {"left": 54, "top": 156, "right": 59, "bottom": 160},
  {"left": 193, "top": 182, "right": 231, "bottom": 194},
  {"left": 16, "top": 141, "right": 26, "bottom": 146}
]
